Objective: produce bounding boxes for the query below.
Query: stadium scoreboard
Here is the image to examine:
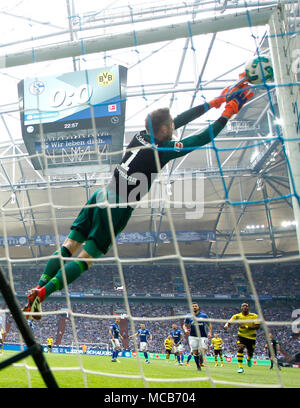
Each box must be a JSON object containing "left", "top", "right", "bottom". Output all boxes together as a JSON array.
[{"left": 18, "top": 65, "right": 127, "bottom": 175}]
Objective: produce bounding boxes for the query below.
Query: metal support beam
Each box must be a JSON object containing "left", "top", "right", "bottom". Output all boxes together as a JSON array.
[
  {"left": 207, "top": 141, "right": 250, "bottom": 257},
  {"left": 0, "top": 162, "right": 35, "bottom": 258},
  {"left": 262, "top": 183, "right": 278, "bottom": 257},
  {"left": 263, "top": 159, "right": 287, "bottom": 174},
  {"left": 264, "top": 177, "right": 293, "bottom": 208},
  {"left": 147, "top": 26, "right": 195, "bottom": 257},
  {"left": 178, "top": 32, "right": 217, "bottom": 141},
  {"left": 0, "top": 1, "right": 296, "bottom": 53},
  {"left": 66, "top": 0, "right": 80, "bottom": 72},
  {"left": 0, "top": 7, "right": 275, "bottom": 68},
  {"left": 220, "top": 180, "right": 257, "bottom": 257},
  {"left": 151, "top": 30, "right": 218, "bottom": 257},
  {"left": 264, "top": 174, "right": 290, "bottom": 190},
  {"left": 1, "top": 117, "right": 43, "bottom": 256}
]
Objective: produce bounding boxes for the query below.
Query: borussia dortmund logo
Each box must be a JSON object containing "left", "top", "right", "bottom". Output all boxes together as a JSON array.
[{"left": 97, "top": 70, "right": 114, "bottom": 86}]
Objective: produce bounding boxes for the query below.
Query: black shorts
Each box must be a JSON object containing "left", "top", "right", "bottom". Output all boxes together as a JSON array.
[
  {"left": 237, "top": 335, "right": 256, "bottom": 354},
  {"left": 214, "top": 349, "right": 222, "bottom": 356},
  {"left": 165, "top": 349, "right": 172, "bottom": 354}
]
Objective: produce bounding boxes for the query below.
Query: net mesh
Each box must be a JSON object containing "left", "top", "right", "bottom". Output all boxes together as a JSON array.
[{"left": 0, "top": 0, "right": 300, "bottom": 388}]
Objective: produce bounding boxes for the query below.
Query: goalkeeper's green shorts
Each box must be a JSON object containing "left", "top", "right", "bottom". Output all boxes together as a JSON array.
[{"left": 68, "top": 188, "right": 133, "bottom": 258}]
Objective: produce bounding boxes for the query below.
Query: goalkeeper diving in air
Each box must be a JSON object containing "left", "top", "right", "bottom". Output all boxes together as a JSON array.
[{"left": 23, "top": 79, "right": 254, "bottom": 320}]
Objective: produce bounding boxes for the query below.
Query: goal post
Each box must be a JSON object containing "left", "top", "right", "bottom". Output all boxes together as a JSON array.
[{"left": 268, "top": 4, "right": 300, "bottom": 253}]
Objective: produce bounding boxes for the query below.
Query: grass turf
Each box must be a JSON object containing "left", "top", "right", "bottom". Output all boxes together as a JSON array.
[{"left": 0, "top": 351, "right": 299, "bottom": 388}]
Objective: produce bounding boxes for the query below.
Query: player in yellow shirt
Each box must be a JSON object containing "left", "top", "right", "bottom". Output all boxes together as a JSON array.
[
  {"left": 164, "top": 335, "right": 174, "bottom": 361},
  {"left": 211, "top": 332, "right": 224, "bottom": 367},
  {"left": 224, "top": 303, "right": 260, "bottom": 373},
  {"left": 47, "top": 336, "right": 54, "bottom": 353}
]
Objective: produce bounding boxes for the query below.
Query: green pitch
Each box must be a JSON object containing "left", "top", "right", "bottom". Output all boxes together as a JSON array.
[{"left": 0, "top": 351, "right": 299, "bottom": 388}]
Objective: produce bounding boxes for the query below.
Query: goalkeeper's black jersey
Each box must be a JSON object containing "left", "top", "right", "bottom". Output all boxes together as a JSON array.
[{"left": 109, "top": 103, "right": 227, "bottom": 206}]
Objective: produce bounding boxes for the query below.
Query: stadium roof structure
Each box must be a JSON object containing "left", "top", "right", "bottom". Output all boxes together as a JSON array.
[{"left": 0, "top": 0, "right": 299, "bottom": 262}]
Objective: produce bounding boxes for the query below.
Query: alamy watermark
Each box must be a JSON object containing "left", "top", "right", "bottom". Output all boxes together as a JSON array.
[{"left": 97, "top": 171, "right": 205, "bottom": 220}]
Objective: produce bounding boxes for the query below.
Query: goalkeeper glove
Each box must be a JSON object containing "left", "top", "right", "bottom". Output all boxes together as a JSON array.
[
  {"left": 222, "top": 86, "right": 254, "bottom": 119},
  {"left": 209, "top": 74, "right": 249, "bottom": 109},
  {"left": 209, "top": 87, "right": 229, "bottom": 109}
]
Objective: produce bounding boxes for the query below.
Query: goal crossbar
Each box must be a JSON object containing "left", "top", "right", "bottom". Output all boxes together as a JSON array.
[{"left": 0, "top": 6, "right": 275, "bottom": 69}]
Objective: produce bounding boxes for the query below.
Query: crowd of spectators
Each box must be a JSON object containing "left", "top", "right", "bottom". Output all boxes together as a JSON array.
[
  {"left": 1, "top": 261, "right": 299, "bottom": 359},
  {"left": 6, "top": 262, "right": 300, "bottom": 297},
  {"left": 1, "top": 299, "right": 299, "bottom": 359}
]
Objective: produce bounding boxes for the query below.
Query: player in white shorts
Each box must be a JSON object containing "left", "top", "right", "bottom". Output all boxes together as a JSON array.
[
  {"left": 183, "top": 302, "right": 212, "bottom": 371},
  {"left": 171, "top": 323, "right": 184, "bottom": 365},
  {"left": 188, "top": 335, "right": 209, "bottom": 352},
  {"left": 111, "top": 338, "right": 120, "bottom": 348},
  {"left": 173, "top": 343, "right": 184, "bottom": 353},
  {"left": 139, "top": 341, "right": 148, "bottom": 352},
  {"left": 129, "top": 323, "right": 152, "bottom": 363}
]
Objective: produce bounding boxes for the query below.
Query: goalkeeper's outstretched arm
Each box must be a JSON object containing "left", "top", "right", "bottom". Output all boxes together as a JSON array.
[
  {"left": 173, "top": 90, "right": 227, "bottom": 130},
  {"left": 173, "top": 78, "right": 250, "bottom": 130},
  {"left": 173, "top": 101, "right": 212, "bottom": 130},
  {"left": 162, "top": 85, "right": 254, "bottom": 163}
]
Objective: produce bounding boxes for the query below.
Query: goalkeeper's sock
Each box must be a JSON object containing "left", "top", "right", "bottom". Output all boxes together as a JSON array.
[
  {"left": 42, "top": 260, "right": 89, "bottom": 299},
  {"left": 37, "top": 246, "right": 72, "bottom": 288}
]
